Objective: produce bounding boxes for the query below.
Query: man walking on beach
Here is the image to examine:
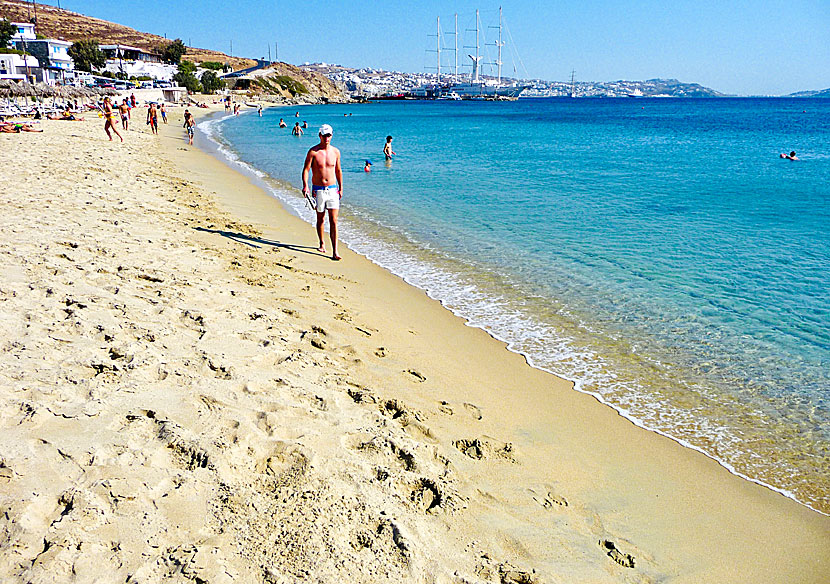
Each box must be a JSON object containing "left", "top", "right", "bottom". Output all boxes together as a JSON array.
[
  {"left": 147, "top": 103, "right": 159, "bottom": 135},
  {"left": 183, "top": 110, "right": 195, "bottom": 145},
  {"left": 302, "top": 124, "right": 342, "bottom": 260},
  {"left": 118, "top": 99, "right": 129, "bottom": 130}
]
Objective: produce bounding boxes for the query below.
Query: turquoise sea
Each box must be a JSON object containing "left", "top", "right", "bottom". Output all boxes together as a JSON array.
[{"left": 199, "top": 98, "right": 830, "bottom": 514}]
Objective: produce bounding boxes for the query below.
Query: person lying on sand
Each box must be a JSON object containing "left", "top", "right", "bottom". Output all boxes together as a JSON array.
[
  {"left": 0, "top": 122, "right": 43, "bottom": 133},
  {"left": 47, "top": 109, "right": 84, "bottom": 121}
]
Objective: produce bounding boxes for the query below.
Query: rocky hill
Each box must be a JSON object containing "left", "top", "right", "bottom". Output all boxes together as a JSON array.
[
  {"left": 784, "top": 88, "right": 830, "bottom": 98},
  {"left": 237, "top": 62, "right": 345, "bottom": 102},
  {"left": 0, "top": 0, "right": 255, "bottom": 70}
]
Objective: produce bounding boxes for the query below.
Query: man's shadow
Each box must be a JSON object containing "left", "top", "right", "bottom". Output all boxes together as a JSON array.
[{"left": 195, "top": 227, "right": 322, "bottom": 257}]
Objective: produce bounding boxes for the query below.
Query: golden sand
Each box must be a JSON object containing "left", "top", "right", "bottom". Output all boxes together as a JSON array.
[{"left": 0, "top": 106, "right": 827, "bottom": 583}]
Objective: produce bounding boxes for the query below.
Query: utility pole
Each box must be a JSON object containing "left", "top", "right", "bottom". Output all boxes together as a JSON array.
[
  {"left": 275, "top": 42, "right": 278, "bottom": 62},
  {"left": 230, "top": 40, "right": 233, "bottom": 58}
]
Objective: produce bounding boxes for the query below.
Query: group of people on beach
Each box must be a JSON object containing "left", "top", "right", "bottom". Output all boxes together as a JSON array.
[{"left": 100, "top": 95, "right": 168, "bottom": 141}]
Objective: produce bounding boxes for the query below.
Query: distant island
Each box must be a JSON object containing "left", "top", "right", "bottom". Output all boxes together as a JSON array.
[{"left": 783, "top": 88, "right": 830, "bottom": 98}]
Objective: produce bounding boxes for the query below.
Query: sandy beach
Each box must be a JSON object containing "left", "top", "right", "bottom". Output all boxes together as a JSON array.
[{"left": 0, "top": 106, "right": 827, "bottom": 583}]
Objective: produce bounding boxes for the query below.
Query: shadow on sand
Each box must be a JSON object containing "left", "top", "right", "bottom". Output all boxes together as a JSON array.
[{"left": 194, "top": 227, "right": 324, "bottom": 257}]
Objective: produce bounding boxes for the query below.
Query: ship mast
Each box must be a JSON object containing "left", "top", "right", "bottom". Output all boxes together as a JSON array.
[
  {"left": 497, "top": 6, "right": 503, "bottom": 84},
  {"left": 436, "top": 16, "right": 441, "bottom": 85},
  {"left": 454, "top": 13, "right": 458, "bottom": 81},
  {"left": 472, "top": 9, "right": 481, "bottom": 82},
  {"left": 570, "top": 70, "right": 576, "bottom": 98}
]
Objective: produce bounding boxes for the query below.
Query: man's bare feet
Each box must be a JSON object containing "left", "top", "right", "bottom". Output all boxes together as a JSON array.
[
  {"left": 332, "top": 254, "right": 341, "bottom": 261},
  {"left": 317, "top": 245, "right": 326, "bottom": 254}
]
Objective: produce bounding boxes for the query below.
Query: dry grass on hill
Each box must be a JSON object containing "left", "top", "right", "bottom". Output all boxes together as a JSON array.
[{"left": 0, "top": 0, "right": 255, "bottom": 70}]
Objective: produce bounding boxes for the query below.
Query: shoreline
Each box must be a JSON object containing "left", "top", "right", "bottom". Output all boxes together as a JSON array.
[
  {"left": 199, "top": 104, "right": 827, "bottom": 517},
  {"left": 175, "top": 105, "right": 829, "bottom": 571},
  {"left": 0, "top": 108, "right": 827, "bottom": 582}
]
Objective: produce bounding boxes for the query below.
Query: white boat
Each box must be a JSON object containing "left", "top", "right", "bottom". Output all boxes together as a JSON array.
[{"left": 436, "top": 91, "right": 462, "bottom": 100}]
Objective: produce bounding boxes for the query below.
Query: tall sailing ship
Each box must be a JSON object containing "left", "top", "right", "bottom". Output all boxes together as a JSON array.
[{"left": 413, "top": 8, "right": 529, "bottom": 100}]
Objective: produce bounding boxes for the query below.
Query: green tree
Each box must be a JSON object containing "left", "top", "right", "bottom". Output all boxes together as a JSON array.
[
  {"left": 200, "top": 71, "right": 224, "bottom": 94},
  {"left": 161, "top": 38, "right": 187, "bottom": 64},
  {"left": 0, "top": 19, "right": 17, "bottom": 47},
  {"left": 173, "top": 60, "right": 201, "bottom": 92},
  {"left": 68, "top": 39, "right": 106, "bottom": 72}
]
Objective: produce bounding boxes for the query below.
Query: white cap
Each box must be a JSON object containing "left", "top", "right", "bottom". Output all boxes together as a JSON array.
[{"left": 319, "top": 124, "right": 333, "bottom": 136}]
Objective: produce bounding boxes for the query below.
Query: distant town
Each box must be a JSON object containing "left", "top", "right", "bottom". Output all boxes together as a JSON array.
[{"left": 303, "top": 63, "right": 727, "bottom": 99}]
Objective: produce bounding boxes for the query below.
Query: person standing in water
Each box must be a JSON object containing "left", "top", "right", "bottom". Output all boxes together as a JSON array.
[
  {"left": 292, "top": 122, "right": 303, "bottom": 136},
  {"left": 302, "top": 124, "right": 343, "bottom": 261},
  {"left": 383, "top": 135, "right": 396, "bottom": 160}
]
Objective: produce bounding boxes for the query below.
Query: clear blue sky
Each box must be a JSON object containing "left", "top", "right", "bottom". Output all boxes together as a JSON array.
[{"left": 41, "top": 1, "right": 830, "bottom": 95}]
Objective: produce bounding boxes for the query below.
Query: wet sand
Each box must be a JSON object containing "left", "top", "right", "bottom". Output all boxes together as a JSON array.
[{"left": 0, "top": 107, "right": 827, "bottom": 583}]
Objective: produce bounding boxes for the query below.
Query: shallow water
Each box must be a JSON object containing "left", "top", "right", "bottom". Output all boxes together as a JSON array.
[{"left": 202, "top": 97, "right": 830, "bottom": 513}]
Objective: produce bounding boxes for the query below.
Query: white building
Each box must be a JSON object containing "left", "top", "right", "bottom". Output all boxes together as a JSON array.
[
  {"left": 0, "top": 52, "right": 39, "bottom": 82},
  {"left": 100, "top": 45, "right": 176, "bottom": 81},
  {"left": 12, "top": 34, "right": 74, "bottom": 85},
  {"left": 10, "top": 22, "right": 36, "bottom": 42},
  {"left": 1, "top": 22, "right": 39, "bottom": 82}
]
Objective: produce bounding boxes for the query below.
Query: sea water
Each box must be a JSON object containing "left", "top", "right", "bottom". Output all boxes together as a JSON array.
[{"left": 200, "top": 98, "right": 830, "bottom": 514}]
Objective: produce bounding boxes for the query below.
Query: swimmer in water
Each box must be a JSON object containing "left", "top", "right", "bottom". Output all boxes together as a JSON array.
[{"left": 364, "top": 160, "right": 372, "bottom": 172}]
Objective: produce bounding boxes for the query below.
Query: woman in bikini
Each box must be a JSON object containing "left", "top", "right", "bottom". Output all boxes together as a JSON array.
[{"left": 103, "top": 97, "right": 123, "bottom": 142}]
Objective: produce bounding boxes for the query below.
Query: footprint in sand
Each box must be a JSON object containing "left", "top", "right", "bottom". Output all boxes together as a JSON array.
[
  {"left": 405, "top": 369, "right": 426, "bottom": 382},
  {"left": 463, "top": 402, "right": 483, "bottom": 420},
  {"left": 256, "top": 442, "right": 310, "bottom": 489},
  {"left": 344, "top": 434, "right": 417, "bottom": 472},
  {"left": 529, "top": 487, "right": 568, "bottom": 508},
  {"left": 347, "top": 387, "right": 377, "bottom": 404},
  {"left": 600, "top": 539, "right": 636, "bottom": 568},
  {"left": 410, "top": 478, "right": 442, "bottom": 513},
  {"left": 454, "top": 437, "right": 515, "bottom": 462},
  {"left": 498, "top": 564, "right": 538, "bottom": 584}
]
